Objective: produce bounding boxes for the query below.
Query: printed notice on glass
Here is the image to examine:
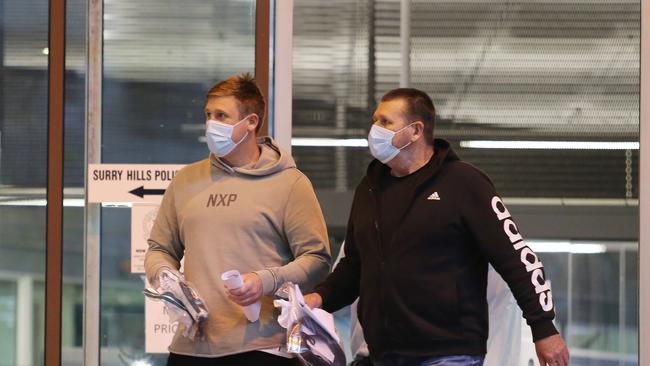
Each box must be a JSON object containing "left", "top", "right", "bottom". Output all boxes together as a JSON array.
[
  {"left": 145, "top": 280, "right": 178, "bottom": 353},
  {"left": 131, "top": 203, "right": 160, "bottom": 273}
]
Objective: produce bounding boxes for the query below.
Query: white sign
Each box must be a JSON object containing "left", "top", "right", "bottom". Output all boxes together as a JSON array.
[
  {"left": 136, "top": 204, "right": 185, "bottom": 352},
  {"left": 131, "top": 204, "right": 160, "bottom": 273},
  {"left": 145, "top": 282, "right": 179, "bottom": 353},
  {"left": 88, "top": 164, "right": 185, "bottom": 203}
]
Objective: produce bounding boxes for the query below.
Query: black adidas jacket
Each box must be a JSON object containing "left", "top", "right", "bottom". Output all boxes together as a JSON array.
[{"left": 313, "top": 139, "right": 558, "bottom": 359}]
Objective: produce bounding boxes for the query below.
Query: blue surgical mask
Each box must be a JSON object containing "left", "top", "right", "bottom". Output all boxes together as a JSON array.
[
  {"left": 205, "top": 116, "right": 249, "bottom": 157},
  {"left": 367, "top": 123, "right": 415, "bottom": 164}
]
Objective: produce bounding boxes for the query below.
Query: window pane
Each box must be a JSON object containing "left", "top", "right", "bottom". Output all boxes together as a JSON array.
[
  {"left": 100, "top": 1, "right": 256, "bottom": 364},
  {"left": 571, "top": 252, "right": 620, "bottom": 352},
  {"left": 293, "top": 1, "right": 640, "bottom": 365},
  {"left": 625, "top": 250, "right": 639, "bottom": 356},
  {"left": 292, "top": 0, "right": 372, "bottom": 191},
  {"left": 0, "top": 0, "right": 48, "bottom": 365},
  {"left": 0, "top": 281, "right": 17, "bottom": 364},
  {"left": 409, "top": 0, "right": 639, "bottom": 198}
]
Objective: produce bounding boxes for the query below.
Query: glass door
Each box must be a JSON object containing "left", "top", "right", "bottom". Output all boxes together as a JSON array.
[{"left": 94, "top": 1, "right": 259, "bottom": 365}]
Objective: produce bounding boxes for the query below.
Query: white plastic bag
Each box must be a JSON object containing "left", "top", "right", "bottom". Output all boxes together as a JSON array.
[
  {"left": 274, "top": 282, "right": 346, "bottom": 366},
  {"left": 143, "top": 269, "right": 208, "bottom": 340}
]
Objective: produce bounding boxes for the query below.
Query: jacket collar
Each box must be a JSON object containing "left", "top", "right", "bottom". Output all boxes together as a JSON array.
[{"left": 366, "top": 138, "right": 459, "bottom": 191}]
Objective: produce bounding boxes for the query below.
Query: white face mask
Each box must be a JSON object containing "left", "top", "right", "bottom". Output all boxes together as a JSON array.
[
  {"left": 367, "top": 123, "right": 416, "bottom": 164},
  {"left": 205, "top": 116, "right": 250, "bottom": 157}
]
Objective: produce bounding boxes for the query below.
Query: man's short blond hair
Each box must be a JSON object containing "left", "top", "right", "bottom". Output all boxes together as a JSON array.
[{"left": 206, "top": 73, "right": 266, "bottom": 133}]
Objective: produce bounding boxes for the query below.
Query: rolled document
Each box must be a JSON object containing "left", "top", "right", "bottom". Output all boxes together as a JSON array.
[{"left": 221, "top": 270, "right": 261, "bottom": 322}]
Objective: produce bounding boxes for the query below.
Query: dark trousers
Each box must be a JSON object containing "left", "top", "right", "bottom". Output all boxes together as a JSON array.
[
  {"left": 167, "top": 351, "right": 302, "bottom": 366},
  {"left": 374, "top": 354, "right": 484, "bottom": 366}
]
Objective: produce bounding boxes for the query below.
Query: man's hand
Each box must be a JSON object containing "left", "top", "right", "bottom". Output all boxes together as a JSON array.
[
  {"left": 303, "top": 293, "right": 323, "bottom": 309},
  {"left": 535, "top": 334, "right": 569, "bottom": 366},
  {"left": 152, "top": 266, "right": 182, "bottom": 290},
  {"left": 225, "top": 273, "right": 263, "bottom": 306}
]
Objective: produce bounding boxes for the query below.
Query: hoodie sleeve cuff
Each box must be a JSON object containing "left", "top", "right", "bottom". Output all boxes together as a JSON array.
[
  {"left": 530, "top": 319, "right": 559, "bottom": 342},
  {"left": 254, "top": 269, "right": 277, "bottom": 296}
]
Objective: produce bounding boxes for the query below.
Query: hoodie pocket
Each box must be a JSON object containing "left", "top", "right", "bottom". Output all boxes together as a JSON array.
[{"left": 393, "top": 273, "right": 461, "bottom": 340}]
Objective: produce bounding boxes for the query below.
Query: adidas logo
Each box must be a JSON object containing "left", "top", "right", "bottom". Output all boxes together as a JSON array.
[{"left": 427, "top": 192, "right": 441, "bottom": 201}]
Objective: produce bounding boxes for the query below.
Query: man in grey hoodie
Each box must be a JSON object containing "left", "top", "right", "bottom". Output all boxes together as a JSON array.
[{"left": 145, "top": 73, "right": 332, "bottom": 366}]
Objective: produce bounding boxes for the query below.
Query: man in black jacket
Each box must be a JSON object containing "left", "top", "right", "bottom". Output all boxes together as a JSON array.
[{"left": 304, "top": 88, "right": 569, "bottom": 366}]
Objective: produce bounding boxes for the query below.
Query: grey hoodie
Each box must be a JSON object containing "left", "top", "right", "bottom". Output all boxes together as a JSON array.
[{"left": 145, "top": 137, "right": 331, "bottom": 357}]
